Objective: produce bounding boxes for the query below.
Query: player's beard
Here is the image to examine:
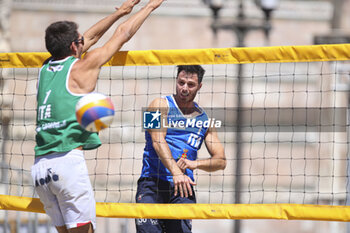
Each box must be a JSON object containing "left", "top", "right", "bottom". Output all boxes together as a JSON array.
[{"left": 176, "top": 90, "right": 197, "bottom": 105}]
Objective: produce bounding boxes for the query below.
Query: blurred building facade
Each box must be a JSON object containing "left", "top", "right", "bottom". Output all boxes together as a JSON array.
[{"left": 5, "top": 0, "right": 349, "bottom": 52}]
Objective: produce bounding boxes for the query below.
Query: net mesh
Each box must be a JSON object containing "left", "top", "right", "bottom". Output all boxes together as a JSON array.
[{"left": 1, "top": 45, "right": 350, "bottom": 220}]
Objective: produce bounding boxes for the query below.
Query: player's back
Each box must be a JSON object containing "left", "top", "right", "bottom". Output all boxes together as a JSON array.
[{"left": 35, "top": 56, "right": 100, "bottom": 157}]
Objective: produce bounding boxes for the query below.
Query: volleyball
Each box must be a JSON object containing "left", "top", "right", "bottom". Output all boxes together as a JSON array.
[{"left": 75, "top": 92, "right": 115, "bottom": 132}]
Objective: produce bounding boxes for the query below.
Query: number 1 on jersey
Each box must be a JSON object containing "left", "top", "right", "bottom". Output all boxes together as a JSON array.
[{"left": 43, "top": 90, "right": 51, "bottom": 104}]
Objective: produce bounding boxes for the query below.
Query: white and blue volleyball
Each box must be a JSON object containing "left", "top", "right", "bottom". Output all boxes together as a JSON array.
[{"left": 75, "top": 93, "right": 115, "bottom": 132}]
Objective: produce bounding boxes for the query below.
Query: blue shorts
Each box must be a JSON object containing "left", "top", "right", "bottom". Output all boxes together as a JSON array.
[{"left": 135, "top": 177, "right": 196, "bottom": 233}]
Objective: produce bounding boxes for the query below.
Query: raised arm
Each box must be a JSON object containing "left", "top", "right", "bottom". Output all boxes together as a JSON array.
[
  {"left": 69, "top": 0, "right": 164, "bottom": 94},
  {"left": 82, "top": 0, "right": 140, "bottom": 53},
  {"left": 177, "top": 127, "right": 227, "bottom": 172},
  {"left": 148, "top": 98, "right": 196, "bottom": 198},
  {"left": 86, "top": 0, "right": 163, "bottom": 67}
]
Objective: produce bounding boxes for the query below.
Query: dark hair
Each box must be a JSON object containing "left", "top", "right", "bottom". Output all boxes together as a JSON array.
[
  {"left": 45, "top": 21, "right": 79, "bottom": 59},
  {"left": 177, "top": 65, "right": 205, "bottom": 84}
]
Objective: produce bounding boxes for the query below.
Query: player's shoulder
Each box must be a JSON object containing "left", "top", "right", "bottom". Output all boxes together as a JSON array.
[
  {"left": 193, "top": 101, "right": 206, "bottom": 114},
  {"left": 149, "top": 97, "right": 168, "bottom": 107}
]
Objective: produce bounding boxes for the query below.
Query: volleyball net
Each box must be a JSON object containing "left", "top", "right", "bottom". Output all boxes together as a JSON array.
[{"left": 1, "top": 44, "right": 350, "bottom": 221}]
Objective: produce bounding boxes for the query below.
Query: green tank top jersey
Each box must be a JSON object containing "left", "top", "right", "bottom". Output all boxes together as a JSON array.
[{"left": 35, "top": 56, "right": 101, "bottom": 157}]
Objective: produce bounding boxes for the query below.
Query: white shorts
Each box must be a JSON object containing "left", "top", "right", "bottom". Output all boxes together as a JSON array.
[{"left": 31, "top": 150, "right": 96, "bottom": 230}]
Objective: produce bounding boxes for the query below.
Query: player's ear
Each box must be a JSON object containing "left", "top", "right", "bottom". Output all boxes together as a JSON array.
[
  {"left": 70, "top": 42, "right": 77, "bottom": 53},
  {"left": 198, "top": 82, "right": 202, "bottom": 90}
]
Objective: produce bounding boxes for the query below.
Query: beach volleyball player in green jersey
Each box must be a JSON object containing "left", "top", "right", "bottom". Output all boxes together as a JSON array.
[{"left": 31, "top": 0, "right": 164, "bottom": 233}]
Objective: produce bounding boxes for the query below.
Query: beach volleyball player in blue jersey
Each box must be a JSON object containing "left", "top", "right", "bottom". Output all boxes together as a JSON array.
[{"left": 136, "top": 65, "right": 227, "bottom": 233}]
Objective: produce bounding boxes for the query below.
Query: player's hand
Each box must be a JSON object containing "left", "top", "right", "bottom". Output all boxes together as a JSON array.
[
  {"left": 147, "top": 0, "right": 164, "bottom": 10},
  {"left": 173, "top": 174, "right": 196, "bottom": 198},
  {"left": 116, "top": 0, "right": 140, "bottom": 14},
  {"left": 177, "top": 158, "right": 198, "bottom": 172}
]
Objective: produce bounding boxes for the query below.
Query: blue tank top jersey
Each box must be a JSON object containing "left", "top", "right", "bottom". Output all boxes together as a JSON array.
[{"left": 141, "top": 95, "right": 209, "bottom": 182}]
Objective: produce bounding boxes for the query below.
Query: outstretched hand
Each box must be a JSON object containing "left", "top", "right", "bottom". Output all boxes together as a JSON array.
[
  {"left": 115, "top": 0, "right": 141, "bottom": 14},
  {"left": 173, "top": 174, "right": 196, "bottom": 198}
]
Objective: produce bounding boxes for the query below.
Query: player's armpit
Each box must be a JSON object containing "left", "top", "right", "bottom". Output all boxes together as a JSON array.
[{"left": 68, "top": 59, "right": 102, "bottom": 94}]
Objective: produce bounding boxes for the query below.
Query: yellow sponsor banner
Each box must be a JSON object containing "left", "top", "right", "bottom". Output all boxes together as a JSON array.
[
  {"left": 1, "top": 195, "right": 350, "bottom": 221},
  {"left": 1, "top": 44, "right": 350, "bottom": 68}
]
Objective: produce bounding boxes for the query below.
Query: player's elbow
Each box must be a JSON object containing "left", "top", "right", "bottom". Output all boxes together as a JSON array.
[
  {"left": 214, "top": 149, "right": 227, "bottom": 170},
  {"left": 221, "top": 157, "right": 227, "bottom": 170},
  {"left": 210, "top": 155, "right": 226, "bottom": 171},
  {"left": 115, "top": 25, "right": 132, "bottom": 44}
]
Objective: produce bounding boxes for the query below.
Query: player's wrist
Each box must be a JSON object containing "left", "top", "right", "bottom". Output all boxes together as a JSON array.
[
  {"left": 172, "top": 173, "right": 184, "bottom": 177},
  {"left": 116, "top": 8, "right": 130, "bottom": 17},
  {"left": 116, "top": 3, "right": 135, "bottom": 16},
  {"left": 145, "top": 2, "right": 158, "bottom": 11},
  {"left": 195, "top": 160, "right": 199, "bottom": 169},
  {"left": 170, "top": 165, "right": 183, "bottom": 177}
]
